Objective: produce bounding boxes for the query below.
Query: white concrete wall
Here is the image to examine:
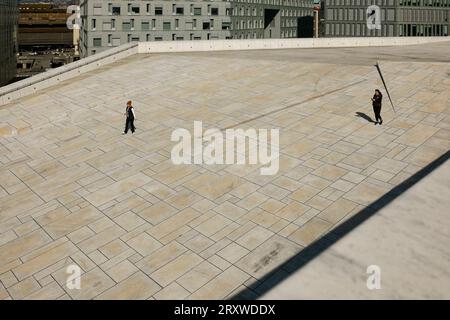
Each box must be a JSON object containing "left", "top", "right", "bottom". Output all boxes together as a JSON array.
[
  {"left": 138, "top": 37, "right": 450, "bottom": 53},
  {"left": 1, "top": 37, "right": 449, "bottom": 106}
]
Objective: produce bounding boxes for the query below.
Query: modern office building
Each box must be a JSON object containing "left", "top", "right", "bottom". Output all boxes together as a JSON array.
[
  {"left": 323, "top": 0, "right": 450, "bottom": 37},
  {"left": 0, "top": 0, "right": 19, "bottom": 86},
  {"left": 79, "top": 0, "right": 314, "bottom": 57}
]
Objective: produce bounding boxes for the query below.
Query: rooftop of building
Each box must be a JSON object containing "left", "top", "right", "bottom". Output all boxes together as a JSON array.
[{"left": 0, "top": 40, "right": 449, "bottom": 299}]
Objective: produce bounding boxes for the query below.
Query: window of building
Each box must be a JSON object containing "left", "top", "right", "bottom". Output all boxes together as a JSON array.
[
  {"left": 176, "top": 7, "right": 184, "bottom": 15},
  {"left": 155, "top": 7, "right": 163, "bottom": 15},
  {"left": 194, "top": 7, "right": 202, "bottom": 15},
  {"left": 131, "top": 36, "right": 140, "bottom": 42},
  {"left": 163, "top": 22, "right": 171, "bottom": 30},
  {"left": 176, "top": 37, "right": 184, "bottom": 40},
  {"left": 122, "top": 22, "right": 131, "bottom": 31},
  {"left": 103, "top": 21, "right": 111, "bottom": 30},
  {"left": 193, "top": 19, "right": 197, "bottom": 29},
  {"left": 175, "top": 19, "right": 179, "bottom": 29},
  {"left": 93, "top": 38, "right": 102, "bottom": 47},
  {"left": 112, "top": 6, "right": 120, "bottom": 15},
  {"left": 146, "top": 4, "right": 150, "bottom": 14},
  {"left": 108, "top": 34, "right": 112, "bottom": 45},
  {"left": 112, "top": 37, "right": 121, "bottom": 46},
  {"left": 111, "top": 19, "right": 116, "bottom": 30},
  {"left": 211, "top": 8, "right": 219, "bottom": 15},
  {"left": 146, "top": 34, "right": 150, "bottom": 41},
  {"left": 130, "top": 19, "right": 135, "bottom": 30},
  {"left": 203, "top": 22, "right": 210, "bottom": 30},
  {"left": 388, "top": 24, "right": 394, "bottom": 36},
  {"left": 155, "top": 37, "right": 163, "bottom": 41},
  {"left": 93, "top": 4, "right": 102, "bottom": 15},
  {"left": 142, "top": 21, "right": 150, "bottom": 31},
  {"left": 131, "top": 6, "right": 140, "bottom": 14},
  {"left": 222, "top": 21, "right": 230, "bottom": 30},
  {"left": 92, "top": 19, "right": 96, "bottom": 30}
]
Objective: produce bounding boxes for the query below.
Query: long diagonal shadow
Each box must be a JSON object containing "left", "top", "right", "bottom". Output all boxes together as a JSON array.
[
  {"left": 231, "top": 150, "right": 450, "bottom": 299},
  {"left": 221, "top": 79, "right": 367, "bottom": 131}
]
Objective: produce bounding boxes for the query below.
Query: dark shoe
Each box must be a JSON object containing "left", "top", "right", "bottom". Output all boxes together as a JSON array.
[{"left": 379, "top": 120, "right": 383, "bottom": 125}]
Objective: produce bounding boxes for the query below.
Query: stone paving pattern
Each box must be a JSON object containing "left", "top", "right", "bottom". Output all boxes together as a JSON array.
[{"left": 0, "top": 43, "right": 449, "bottom": 299}]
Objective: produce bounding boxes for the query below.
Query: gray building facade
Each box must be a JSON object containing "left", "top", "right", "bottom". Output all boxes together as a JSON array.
[
  {"left": 323, "top": 0, "right": 450, "bottom": 37},
  {"left": 0, "top": 0, "right": 19, "bottom": 87},
  {"left": 79, "top": 0, "right": 314, "bottom": 57}
]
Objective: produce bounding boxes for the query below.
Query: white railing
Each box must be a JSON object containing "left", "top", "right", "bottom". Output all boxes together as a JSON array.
[{"left": 137, "top": 37, "right": 450, "bottom": 53}]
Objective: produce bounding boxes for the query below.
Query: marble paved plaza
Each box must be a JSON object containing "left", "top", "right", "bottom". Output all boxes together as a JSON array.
[{"left": 0, "top": 43, "right": 449, "bottom": 299}]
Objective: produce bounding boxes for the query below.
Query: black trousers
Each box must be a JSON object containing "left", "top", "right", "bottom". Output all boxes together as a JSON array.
[
  {"left": 373, "top": 104, "right": 382, "bottom": 123},
  {"left": 124, "top": 117, "right": 135, "bottom": 133}
]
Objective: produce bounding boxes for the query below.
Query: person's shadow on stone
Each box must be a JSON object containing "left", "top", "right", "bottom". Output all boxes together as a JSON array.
[{"left": 355, "top": 112, "right": 375, "bottom": 123}]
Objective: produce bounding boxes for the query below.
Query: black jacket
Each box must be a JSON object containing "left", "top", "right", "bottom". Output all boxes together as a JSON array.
[
  {"left": 372, "top": 94, "right": 382, "bottom": 107},
  {"left": 126, "top": 106, "right": 135, "bottom": 119}
]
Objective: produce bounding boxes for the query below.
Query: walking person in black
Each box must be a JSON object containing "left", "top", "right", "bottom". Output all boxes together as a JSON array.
[
  {"left": 122, "top": 100, "right": 136, "bottom": 134},
  {"left": 371, "top": 89, "right": 383, "bottom": 125}
]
